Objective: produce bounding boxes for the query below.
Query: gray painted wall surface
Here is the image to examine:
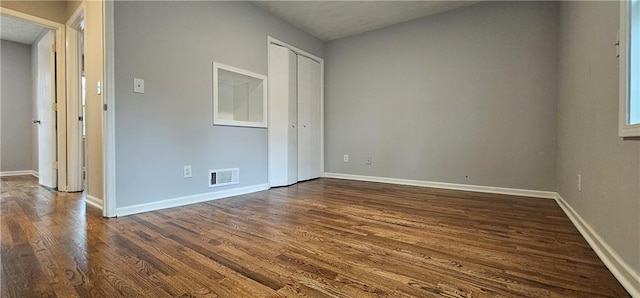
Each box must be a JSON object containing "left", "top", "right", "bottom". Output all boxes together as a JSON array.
[
  {"left": 1, "top": 40, "right": 33, "bottom": 172},
  {"left": 324, "top": 2, "right": 558, "bottom": 191},
  {"left": 114, "top": 1, "right": 323, "bottom": 207},
  {"left": 557, "top": 1, "right": 640, "bottom": 274}
]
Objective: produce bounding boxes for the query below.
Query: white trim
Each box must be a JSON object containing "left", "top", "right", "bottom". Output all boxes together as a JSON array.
[
  {"left": 0, "top": 170, "right": 39, "bottom": 178},
  {"left": 323, "top": 173, "right": 557, "bottom": 199},
  {"left": 555, "top": 194, "right": 640, "bottom": 297},
  {"left": 103, "top": 0, "right": 117, "bottom": 218},
  {"left": 66, "top": 2, "right": 85, "bottom": 28},
  {"left": 55, "top": 17, "right": 68, "bottom": 192},
  {"left": 86, "top": 194, "right": 103, "bottom": 210},
  {"left": 0, "top": 8, "right": 61, "bottom": 28},
  {"left": 268, "top": 37, "right": 323, "bottom": 64},
  {"left": 619, "top": 1, "right": 640, "bottom": 137},
  {"left": 115, "top": 183, "right": 269, "bottom": 217}
]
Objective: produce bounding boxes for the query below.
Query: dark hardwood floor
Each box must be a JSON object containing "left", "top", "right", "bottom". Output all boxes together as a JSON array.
[{"left": 0, "top": 175, "right": 630, "bottom": 297}]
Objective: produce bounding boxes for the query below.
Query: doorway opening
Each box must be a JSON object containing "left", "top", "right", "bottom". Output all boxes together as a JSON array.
[
  {"left": 0, "top": 8, "right": 67, "bottom": 191},
  {"left": 0, "top": 12, "right": 59, "bottom": 188}
]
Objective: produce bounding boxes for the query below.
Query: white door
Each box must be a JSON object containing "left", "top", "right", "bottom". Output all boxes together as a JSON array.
[
  {"left": 66, "top": 26, "right": 84, "bottom": 192},
  {"left": 296, "top": 55, "right": 322, "bottom": 181},
  {"left": 268, "top": 44, "right": 298, "bottom": 186},
  {"left": 36, "top": 31, "right": 56, "bottom": 188}
]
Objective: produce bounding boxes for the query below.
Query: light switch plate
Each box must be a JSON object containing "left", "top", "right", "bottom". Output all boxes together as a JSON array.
[{"left": 133, "top": 78, "right": 145, "bottom": 94}]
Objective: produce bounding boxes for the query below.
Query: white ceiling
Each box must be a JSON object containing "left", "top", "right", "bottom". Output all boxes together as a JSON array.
[
  {"left": 252, "top": 1, "right": 478, "bottom": 41},
  {"left": 1, "top": 15, "right": 46, "bottom": 45}
]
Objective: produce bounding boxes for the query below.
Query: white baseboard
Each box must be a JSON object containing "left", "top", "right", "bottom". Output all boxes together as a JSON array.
[
  {"left": 116, "top": 183, "right": 270, "bottom": 217},
  {"left": 323, "top": 172, "right": 557, "bottom": 199},
  {"left": 86, "top": 195, "right": 103, "bottom": 210},
  {"left": 555, "top": 194, "right": 640, "bottom": 297},
  {"left": 0, "top": 170, "right": 38, "bottom": 178}
]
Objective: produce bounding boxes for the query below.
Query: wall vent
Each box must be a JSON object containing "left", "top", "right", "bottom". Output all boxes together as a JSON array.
[{"left": 209, "top": 168, "right": 239, "bottom": 188}]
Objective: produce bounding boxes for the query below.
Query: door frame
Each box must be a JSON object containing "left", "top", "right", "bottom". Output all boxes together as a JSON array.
[
  {"left": 266, "top": 37, "right": 325, "bottom": 186},
  {"left": 103, "top": 0, "right": 117, "bottom": 217},
  {"left": 66, "top": 3, "right": 86, "bottom": 193},
  {"left": 0, "top": 8, "right": 67, "bottom": 190}
]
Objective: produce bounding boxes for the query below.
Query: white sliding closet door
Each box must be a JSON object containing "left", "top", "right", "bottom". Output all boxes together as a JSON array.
[
  {"left": 297, "top": 56, "right": 322, "bottom": 181},
  {"left": 268, "top": 44, "right": 298, "bottom": 186}
]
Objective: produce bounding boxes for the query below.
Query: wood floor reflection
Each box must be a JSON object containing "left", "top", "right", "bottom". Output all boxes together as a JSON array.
[{"left": 1, "top": 175, "right": 630, "bottom": 297}]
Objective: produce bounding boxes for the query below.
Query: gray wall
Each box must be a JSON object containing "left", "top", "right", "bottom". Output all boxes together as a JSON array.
[
  {"left": 324, "top": 1, "right": 558, "bottom": 191},
  {"left": 1, "top": 40, "right": 33, "bottom": 172},
  {"left": 114, "top": 1, "right": 323, "bottom": 207},
  {"left": 557, "top": 1, "right": 640, "bottom": 275}
]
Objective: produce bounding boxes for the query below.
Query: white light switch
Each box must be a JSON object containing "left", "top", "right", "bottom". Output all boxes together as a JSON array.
[{"left": 133, "top": 78, "right": 145, "bottom": 93}]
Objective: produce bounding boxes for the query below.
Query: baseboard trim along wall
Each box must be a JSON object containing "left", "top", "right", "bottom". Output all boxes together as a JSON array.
[
  {"left": 323, "top": 172, "right": 557, "bottom": 199},
  {"left": 323, "top": 172, "right": 639, "bottom": 296},
  {"left": 86, "top": 195, "right": 103, "bottom": 210},
  {"left": 0, "top": 170, "right": 39, "bottom": 177},
  {"left": 555, "top": 194, "right": 640, "bottom": 297},
  {"left": 116, "top": 183, "right": 270, "bottom": 217}
]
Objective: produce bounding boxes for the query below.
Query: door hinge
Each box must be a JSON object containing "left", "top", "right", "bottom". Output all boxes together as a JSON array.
[
  {"left": 51, "top": 44, "right": 56, "bottom": 53},
  {"left": 52, "top": 103, "right": 57, "bottom": 111},
  {"left": 53, "top": 161, "right": 58, "bottom": 169},
  {"left": 616, "top": 30, "right": 621, "bottom": 58}
]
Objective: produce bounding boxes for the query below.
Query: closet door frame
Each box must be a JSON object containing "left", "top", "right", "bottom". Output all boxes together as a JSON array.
[{"left": 267, "top": 36, "right": 324, "bottom": 186}]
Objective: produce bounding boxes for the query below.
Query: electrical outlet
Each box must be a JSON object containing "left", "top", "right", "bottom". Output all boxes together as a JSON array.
[
  {"left": 184, "top": 165, "right": 192, "bottom": 178},
  {"left": 577, "top": 174, "right": 581, "bottom": 192},
  {"left": 343, "top": 155, "right": 349, "bottom": 163},
  {"left": 134, "top": 78, "right": 145, "bottom": 93},
  {"left": 366, "top": 156, "right": 372, "bottom": 165}
]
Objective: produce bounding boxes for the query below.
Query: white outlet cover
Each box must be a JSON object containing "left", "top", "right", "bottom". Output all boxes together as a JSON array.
[{"left": 134, "top": 78, "right": 145, "bottom": 94}]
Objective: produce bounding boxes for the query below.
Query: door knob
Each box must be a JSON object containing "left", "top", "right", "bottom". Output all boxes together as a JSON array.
[{"left": 32, "top": 120, "right": 41, "bottom": 124}]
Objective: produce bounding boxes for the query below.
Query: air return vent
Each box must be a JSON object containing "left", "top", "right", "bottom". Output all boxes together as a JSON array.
[{"left": 209, "top": 168, "right": 239, "bottom": 188}]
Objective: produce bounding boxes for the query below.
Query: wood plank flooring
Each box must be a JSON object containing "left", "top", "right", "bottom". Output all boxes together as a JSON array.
[{"left": 1, "top": 175, "right": 630, "bottom": 297}]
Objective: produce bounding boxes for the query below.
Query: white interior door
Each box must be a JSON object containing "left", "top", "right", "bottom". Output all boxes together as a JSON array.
[
  {"left": 297, "top": 55, "right": 322, "bottom": 181},
  {"left": 268, "top": 44, "right": 298, "bottom": 186},
  {"left": 36, "top": 30, "right": 56, "bottom": 188},
  {"left": 66, "top": 27, "right": 84, "bottom": 192}
]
